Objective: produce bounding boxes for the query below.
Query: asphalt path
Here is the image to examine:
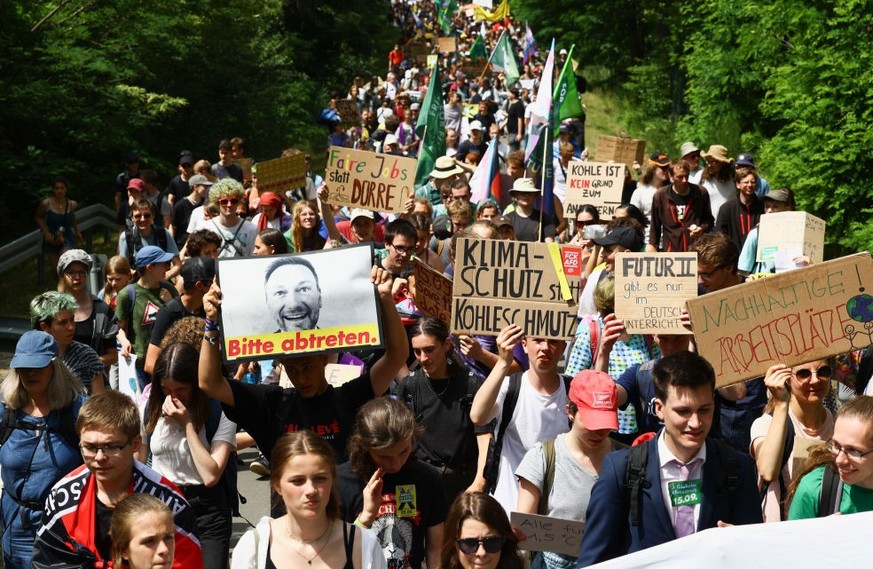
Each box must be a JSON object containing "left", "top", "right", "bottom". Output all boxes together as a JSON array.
[{"left": 230, "top": 447, "right": 275, "bottom": 555}]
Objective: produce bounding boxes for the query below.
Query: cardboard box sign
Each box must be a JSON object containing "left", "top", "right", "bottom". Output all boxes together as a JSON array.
[
  {"left": 233, "top": 157, "right": 254, "bottom": 180},
  {"left": 686, "top": 252, "right": 873, "bottom": 388},
  {"left": 564, "top": 160, "right": 626, "bottom": 221},
  {"left": 510, "top": 512, "right": 584, "bottom": 557},
  {"left": 757, "top": 211, "right": 826, "bottom": 265},
  {"left": 322, "top": 146, "right": 417, "bottom": 213},
  {"left": 595, "top": 135, "right": 646, "bottom": 170},
  {"left": 437, "top": 37, "right": 457, "bottom": 53},
  {"left": 413, "top": 260, "right": 453, "bottom": 325},
  {"left": 334, "top": 99, "right": 361, "bottom": 130},
  {"left": 451, "top": 238, "right": 578, "bottom": 340},
  {"left": 615, "top": 253, "right": 697, "bottom": 334},
  {"left": 255, "top": 154, "right": 307, "bottom": 194}
]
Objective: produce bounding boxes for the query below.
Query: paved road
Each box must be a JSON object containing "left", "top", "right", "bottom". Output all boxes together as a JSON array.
[{"left": 230, "top": 448, "right": 275, "bottom": 553}]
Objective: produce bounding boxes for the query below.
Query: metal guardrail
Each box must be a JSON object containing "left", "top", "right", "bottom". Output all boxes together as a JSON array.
[{"left": 0, "top": 204, "right": 117, "bottom": 284}]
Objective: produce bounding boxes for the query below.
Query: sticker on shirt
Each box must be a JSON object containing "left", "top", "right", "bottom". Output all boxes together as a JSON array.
[
  {"left": 668, "top": 479, "right": 702, "bottom": 507},
  {"left": 396, "top": 485, "right": 417, "bottom": 518},
  {"left": 141, "top": 301, "right": 162, "bottom": 326}
]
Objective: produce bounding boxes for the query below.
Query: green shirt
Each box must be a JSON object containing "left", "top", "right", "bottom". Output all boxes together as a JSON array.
[
  {"left": 115, "top": 282, "right": 179, "bottom": 362},
  {"left": 788, "top": 464, "right": 873, "bottom": 519}
]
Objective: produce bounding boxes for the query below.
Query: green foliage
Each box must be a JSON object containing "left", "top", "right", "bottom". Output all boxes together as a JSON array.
[{"left": 0, "top": 0, "right": 395, "bottom": 243}]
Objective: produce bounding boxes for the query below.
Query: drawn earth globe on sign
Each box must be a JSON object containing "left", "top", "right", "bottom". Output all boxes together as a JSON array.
[{"left": 846, "top": 294, "right": 873, "bottom": 322}]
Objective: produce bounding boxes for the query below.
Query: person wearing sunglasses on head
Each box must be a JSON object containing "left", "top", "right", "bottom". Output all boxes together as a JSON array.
[
  {"left": 439, "top": 492, "right": 522, "bottom": 569},
  {"left": 188, "top": 178, "right": 258, "bottom": 258},
  {"left": 787, "top": 395, "right": 873, "bottom": 519},
  {"left": 120, "top": 198, "right": 181, "bottom": 279},
  {"left": 751, "top": 359, "right": 835, "bottom": 522}
]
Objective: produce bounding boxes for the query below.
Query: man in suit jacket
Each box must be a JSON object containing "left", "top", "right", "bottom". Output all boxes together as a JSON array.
[{"left": 576, "top": 352, "right": 762, "bottom": 567}]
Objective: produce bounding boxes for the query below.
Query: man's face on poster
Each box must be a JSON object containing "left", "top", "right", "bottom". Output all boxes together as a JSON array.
[{"left": 265, "top": 263, "right": 322, "bottom": 332}]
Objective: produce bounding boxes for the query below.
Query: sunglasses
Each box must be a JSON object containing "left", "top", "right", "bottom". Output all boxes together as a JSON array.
[
  {"left": 133, "top": 213, "right": 152, "bottom": 220},
  {"left": 218, "top": 198, "right": 240, "bottom": 206},
  {"left": 456, "top": 537, "right": 505, "bottom": 554},
  {"left": 794, "top": 366, "right": 832, "bottom": 381},
  {"left": 576, "top": 219, "right": 596, "bottom": 226}
]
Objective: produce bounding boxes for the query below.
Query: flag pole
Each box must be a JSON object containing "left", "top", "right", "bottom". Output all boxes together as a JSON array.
[{"left": 479, "top": 29, "right": 505, "bottom": 82}]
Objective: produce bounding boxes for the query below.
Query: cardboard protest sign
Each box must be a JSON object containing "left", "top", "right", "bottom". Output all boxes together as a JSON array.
[
  {"left": 451, "top": 239, "right": 578, "bottom": 340},
  {"left": 757, "top": 211, "right": 826, "bottom": 265},
  {"left": 322, "top": 147, "right": 416, "bottom": 213},
  {"left": 334, "top": 99, "right": 361, "bottom": 129},
  {"left": 595, "top": 135, "right": 646, "bottom": 170},
  {"left": 687, "top": 252, "right": 873, "bottom": 387},
  {"left": 510, "top": 512, "right": 584, "bottom": 557},
  {"left": 413, "top": 260, "right": 452, "bottom": 324},
  {"left": 255, "top": 154, "right": 307, "bottom": 195},
  {"left": 406, "top": 41, "right": 431, "bottom": 63},
  {"left": 564, "top": 161, "right": 626, "bottom": 221},
  {"left": 325, "top": 364, "right": 362, "bottom": 387},
  {"left": 614, "top": 253, "right": 697, "bottom": 334},
  {"left": 459, "top": 62, "right": 488, "bottom": 79},
  {"left": 233, "top": 157, "right": 254, "bottom": 181},
  {"left": 216, "top": 244, "right": 383, "bottom": 364},
  {"left": 437, "top": 37, "right": 457, "bottom": 53}
]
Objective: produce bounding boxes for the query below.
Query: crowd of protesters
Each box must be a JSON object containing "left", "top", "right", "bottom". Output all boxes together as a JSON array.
[{"left": 12, "top": 1, "right": 873, "bottom": 569}]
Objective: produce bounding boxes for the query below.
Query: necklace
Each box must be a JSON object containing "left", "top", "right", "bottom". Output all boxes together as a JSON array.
[
  {"left": 286, "top": 519, "right": 333, "bottom": 565},
  {"left": 427, "top": 376, "right": 451, "bottom": 397}
]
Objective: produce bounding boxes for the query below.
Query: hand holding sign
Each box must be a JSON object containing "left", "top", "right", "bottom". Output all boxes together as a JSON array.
[
  {"left": 497, "top": 324, "right": 524, "bottom": 366},
  {"left": 763, "top": 364, "right": 792, "bottom": 403}
]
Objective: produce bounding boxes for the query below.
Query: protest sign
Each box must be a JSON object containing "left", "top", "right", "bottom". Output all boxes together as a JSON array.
[
  {"left": 427, "top": 54, "right": 438, "bottom": 68},
  {"left": 564, "top": 161, "right": 626, "bottom": 221},
  {"left": 686, "top": 252, "right": 873, "bottom": 387},
  {"left": 437, "top": 37, "right": 457, "bottom": 53},
  {"left": 459, "top": 61, "right": 487, "bottom": 79},
  {"left": 413, "top": 260, "right": 452, "bottom": 324},
  {"left": 406, "top": 41, "right": 431, "bottom": 63},
  {"left": 614, "top": 253, "right": 697, "bottom": 334},
  {"left": 510, "top": 512, "right": 584, "bottom": 557},
  {"left": 595, "top": 135, "right": 646, "bottom": 170},
  {"left": 325, "top": 363, "right": 362, "bottom": 387},
  {"left": 334, "top": 98, "right": 361, "bottom": 129},
  {"left": 560, "top": 245, "right": 585, "bottom": 304},
  {"left": 255, "top": 154, "right": 307, "bottom": 195},
  {"left": 451, "top": 239, "right": 578, "bottom": 340},
  {"left": 216, "top": 244, "right": 383, "bottom": 364},
  {"left": 757, "top": 211, "right": 826, "bottom": 264},
  {"left": 322, "top": 146, "right": 416, "bottom": 213}
]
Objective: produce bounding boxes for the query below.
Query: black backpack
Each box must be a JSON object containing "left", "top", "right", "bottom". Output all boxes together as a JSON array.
[
  {"left": 624, "top": 438, "right": 741, "bottom": 527},
  {"left": 123, "top": 222, "right": 169, "bottom": 265},
  {"left": 482, "top": 373, "right": 572, "bottom": 495},
  {"left": 0, "top": 404, "right": 79, "bottom": 450},
  {"left": 817, "top": 463, "right": 844, "bottom": 516}
]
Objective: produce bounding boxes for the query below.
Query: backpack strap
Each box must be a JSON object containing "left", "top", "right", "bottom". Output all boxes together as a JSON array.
[
  {"left": 401, "top": 371, "right": 422, "bottom": 420},
  {"left": 818, "top": 463, "right": 844, "bottom": 517},
  {"left": 0, "top": 406, "right": 18, "bottom": 447},
  {"left": 714, "top": 439, "right": 741, "bottom": 521},
  {"left": 126, "top": 283, "right": 137, "bottom": 320},
  {"left": 625, "top": 443, "right": 650, "bottom": 527},
  {"left": 484, "top": 373, "right": 522, "bottom": 494},
  {"left": 57, "top": 403, "right": 80, "bottom": 450},
  {"left": 539, "top": 438, "right": 557, "bottom": 515},
  {"left": 759, "top": 411, "right": 795, "bottom": 520},
  {"left": 124, "top": 224, "right": 137, "bottom": 264}
]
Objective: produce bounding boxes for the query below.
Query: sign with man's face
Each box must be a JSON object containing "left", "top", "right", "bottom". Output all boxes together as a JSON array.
[{"left": 216, "top": 244, "right": 383, "bottom": 363}]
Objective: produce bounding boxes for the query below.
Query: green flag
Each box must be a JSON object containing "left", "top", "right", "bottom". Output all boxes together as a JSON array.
[
  {"left": 469, "top": 34, "right": 487, "bottom": 60},
  {"left": 552, "top": 45, "right": 584, "bottom": 135},
  {"left": 490, "top": 31, "right": 519, "bottom": 86},
  {"left": 414, "top": 64, "right": 446, "bottom": 188}
]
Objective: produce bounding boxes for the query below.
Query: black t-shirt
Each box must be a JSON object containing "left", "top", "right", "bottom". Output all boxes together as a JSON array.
[
  {"left": 223, "top": 373, "right": 375, "bottom": 462},
  {"left": 506, "top": 100, "right": 525, "bottom": 135},
  {"left": 507, "top": 209, "right": 556, "bottom": 242},
  {"left": 455, "top": 139, "right": 488, "bottom": 162},
  {"left": 95, "top": 499, "right": 114, "bottom": 561},
  {"left": 73, "top": 296, "right": 117, "bottom": 357},
  {"left": 396, "top": 367, "right": 482, "bottom": 467},
  {"left": 172, "top": 198, "right": 199, "bottom": 248},
  {"left": 148, "top": 296, "right": 204, "bottom": 347},
  {"left": 337, "top": 460, "right": 448, "bottom": 569},
  {"left": 166, "top": 174, "right": 190, "bottom": 204}
]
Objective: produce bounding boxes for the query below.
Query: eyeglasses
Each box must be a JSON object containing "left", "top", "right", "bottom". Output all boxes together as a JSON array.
[
  {"left": 218, "top": 198, "right": 240, "bottom": 206},
  {"left": 133, "top": 213, "right": 152, "bottom": 220},
  {"left": 80, "top": 438, "right": 132, "bottom": 457},
  {"left": 457, "top": 537, "right": 505, "bottom": 554},
  {"left": 65, "top": 270, "right": 87, "bottom": 278},
  {"left": 391, "top": 244, "right": 414, "bottom": 254},
  {"left": 794, "top": 366, "right": 832, "bottom": 382},
  {"left": 826, "top": 439, "right": 873, "bottom": 461},
  {"left": 576, "top": 219, "right": 595, "bottom": 226},
  {"left": 697, "top": 266, "right": 726, "bottom": 280}
]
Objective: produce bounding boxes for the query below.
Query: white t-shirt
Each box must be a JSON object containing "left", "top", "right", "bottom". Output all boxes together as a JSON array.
[
  {"left": 700, "top": 177, "right": 736, "bottom": 221},
  {"left": 202, "top": 218, "right": 258, "bottom": 258},
  {"left": 489, "top": 372, "right": 570, "bottom": 513},
  {"left": 630, "top": 183, "right": 658, "bottom": 242},
  {"left": 146, "top": 410, "right": 237, "bottom": 486},
  {"left": 186, "top": 206, "right": 206, "bottom": 235}
]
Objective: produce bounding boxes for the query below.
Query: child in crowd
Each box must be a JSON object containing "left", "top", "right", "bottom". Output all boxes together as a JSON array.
[{"left": 99, "top": 255, "right": 133, "bottom": 311}]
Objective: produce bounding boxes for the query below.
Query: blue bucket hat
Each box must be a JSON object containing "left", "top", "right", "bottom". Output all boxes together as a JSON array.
[{"left": 11, "top": 331, "right": 59, "bottom": 369}]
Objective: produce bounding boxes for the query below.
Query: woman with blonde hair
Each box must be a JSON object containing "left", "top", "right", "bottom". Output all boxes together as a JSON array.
[
  {"left": 0, "top": 331, "right": 86, "bottom": 569},
  {"left": 232, "top": 431, "right": 385, "bottom": 569},
  {"left": 788, "top": 395, "right": 873, "bottom": 518},
  {"left": 110, "top": 493, "right": 175, "bottom": 569}
]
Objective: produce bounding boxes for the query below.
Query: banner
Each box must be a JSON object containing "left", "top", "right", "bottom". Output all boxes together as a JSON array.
[
  {"left": 322, "top": 146, "right": 416, "bottom": 213},
  {"left": 451, "top": 239, "right": 578, "bottom": 340},
  {"left": 255, "top": 154, "right": 308, "bottom": 195},
  {"left": 564, "top": 161, "right": 626, "bottom": 220},
  {"left": 757, "top": 211, "right": 826, "bottom": 264},
  {"left": 614, "top": 253, "right": 697, "bottom": 334},
  {"left": 686, "top": 252, "right": 873, "bottom": 387},
  {"left": 414, "top": 62, "right": 446, "bottom": 188},
  {"left": 117, "top": 353, "right": 141, "bottom": 402},
  {"left": 510, "top": 512, "right": 584, "bottom": 557},
  {"left": 413, "top": 260, "right": 453, "bottom": 324},
  {"left": 216, "top": 245, "right": 384, "bottom": 363}
]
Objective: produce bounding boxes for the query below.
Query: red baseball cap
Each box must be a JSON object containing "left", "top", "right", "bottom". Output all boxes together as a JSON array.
[{"left": 568, "top": 370, "right": 619, "bottom": 431}]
